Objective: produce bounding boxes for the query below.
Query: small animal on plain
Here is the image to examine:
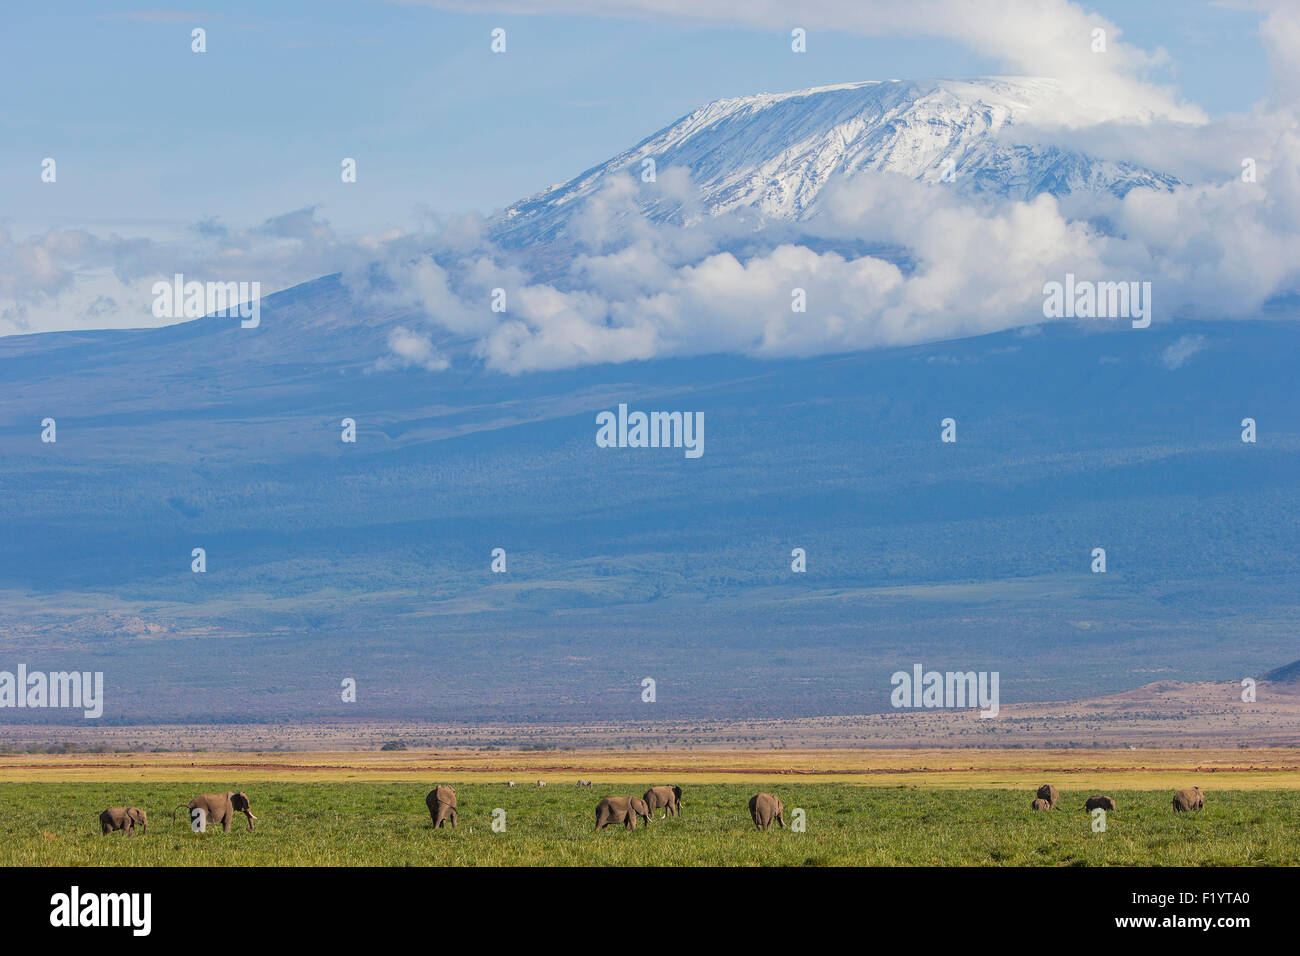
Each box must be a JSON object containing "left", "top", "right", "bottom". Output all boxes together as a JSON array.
[
  {"left": 507, "top": 781, "right": 515, "bottom": 788},
  {"left": 426, "top": 785, "right": 458, "bottom": 829},
  {"left": 536, "top": 780, "right": 546, "bottom": 788},
  {"left": 644, "top": 785, "right": 684, "bottom": 819},
  {"left": 1083, "top": 795, "right": 1116, "bottom": 812},
  {"left": 594, "top": 796, "right": 651, "bottom": 831},
  {"left": 100, "top": 807, "right": 147, "bottom": 836},
  {"left": 749, "top": 792, "right": 785, "bottom": 831},
  {"left": 1030, "top": 798, "right": 1052, "bottom": 811},
  {"left": 1172, "top": 787, "right": 1205, "bottom": 812}
]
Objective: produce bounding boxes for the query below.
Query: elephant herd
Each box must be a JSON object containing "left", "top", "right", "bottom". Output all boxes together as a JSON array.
[
  {"left": 428, "top": 782, "right": 785, "bottom": 832},
  {"left": 98, "top": 791, "right": 256, "bottom": 836},
  {"left": 1029, "top": 784, "right": 1206, "bottom": 814},
  {"left": 94, "top": 781, "right": 1208, "bottom": 838}
]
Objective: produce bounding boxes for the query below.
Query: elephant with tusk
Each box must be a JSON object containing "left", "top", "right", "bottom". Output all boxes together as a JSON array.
[
  {"left": 174, "top": 791, "right": 256, "bottom": 833},
  {"left": 644, "top": 785, "right": 683, "bottom": 819},
  {"left": 100, "top": 807, "right": 147, "bottom": 836},
  {"left": 426, "top": 785, "right": 458, "bottom": 829}
]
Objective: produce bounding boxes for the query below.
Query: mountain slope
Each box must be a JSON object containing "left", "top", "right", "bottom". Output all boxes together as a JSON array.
[
  {"left": 494, "top": 77, "right": 1182, "bottom": 246},
  {"left": 0, "top": 295, "right": 1297, "bottom": 721}
]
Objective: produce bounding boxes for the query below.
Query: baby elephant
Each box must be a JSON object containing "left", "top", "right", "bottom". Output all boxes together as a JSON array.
[
  {"left": 174, "top": 791, "right": 256, "bottom": 832},
  {"left": 100, "top": 807, "right": 147, "bottom": 836},
  {"left": 1172, "top": 787, "right": 1205, "bottom": 812},
  {"left": 1084, "top": 795, "right": 1116, "bottom": 812},
  {"left": 749, "top": 792, "right": 785, "bottom": 830},
  {"left": 426, "top": 785, "right": 457, "bottom": 829},
  {"left": 595, "top": 796, "right": 651, "bottom": 831},
  {"left": 1036, "top": 784, "right": 1059, "bottom": 808},
  {"left": 1030, "top": 798, "right": 1052, "bottom": 811}
]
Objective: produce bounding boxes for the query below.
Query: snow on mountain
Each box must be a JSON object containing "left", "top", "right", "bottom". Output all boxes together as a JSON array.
[{"left": 493, "top": 77, "right": 1182, "bottom": 246}]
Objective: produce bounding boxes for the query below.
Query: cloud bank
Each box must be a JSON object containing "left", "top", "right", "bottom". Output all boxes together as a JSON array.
[{"left": 4, "top": 1, "right": 1298, "bottom": 376}]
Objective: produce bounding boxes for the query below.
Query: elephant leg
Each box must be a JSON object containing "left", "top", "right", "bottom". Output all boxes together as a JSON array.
[
  {"left": 626, "top": 814, "right": 635, "bottom": 831},
  {"left": 222, "top": 813, "right": 232, "bottom": 833},
  {"left": 125, "top": 820, "right": 134, "bottom": 836},
  {"left": 450, "top": 808, "right": 458, "bottom": 829}
]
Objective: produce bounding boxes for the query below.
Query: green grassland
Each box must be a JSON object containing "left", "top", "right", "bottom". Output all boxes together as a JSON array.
[{"left": 1, "top": 782, "right": 1296, "bottom": 866}]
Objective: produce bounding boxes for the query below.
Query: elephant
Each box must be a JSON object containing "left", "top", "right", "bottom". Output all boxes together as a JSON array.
[
  {"left": 1173, "top": 787, "right": 1204, "bottom": 812},
  {"left": 100, "top": 807, "right": 147, "bottom": 835},
  {"left": 1084, "top": 795, "right": 1116, "bottom": 812},
  {"left": 536, "top": 780, "right": 546, "bottom": 788},
  {"left": 594, "top": 796, "right": 651, "bottom": 831},
  {"left": 426, "top": 785, "right": 458, "bottom": 829},
  {"left": 1036, "top": 784, "right": 1059, "bottom": 808},
  {"left": 749, "top": 793, "right": 785, "bottom": 831},
  {"left": 644, "top": 785, "right": 684, "bottom": 819},
  {"left": 173, "top": 791, "right": 256, "bottom": 832},
  {"left": 507, "top": 781, "right": 515, "bottom": 788},
  {"left": 1030, "top": 798, "right": 1052, "bottom": 811}
]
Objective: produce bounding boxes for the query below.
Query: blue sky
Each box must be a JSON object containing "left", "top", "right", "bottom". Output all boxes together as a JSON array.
[{"left": 0, "top": 0, "right": 1273, "bottom": 237}]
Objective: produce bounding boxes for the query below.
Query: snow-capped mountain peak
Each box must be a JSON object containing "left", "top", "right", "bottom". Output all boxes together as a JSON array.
[{"left": 493, "top": 76, "right": 1180, "bottom": 246}]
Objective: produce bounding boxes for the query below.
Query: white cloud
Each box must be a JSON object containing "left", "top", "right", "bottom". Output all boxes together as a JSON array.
[
  {"left": 382, "top": 326, "right": 451, "bottom": 371},
  {"left": 1160, "top": 334, "right": 1207, "bottom": 370}
]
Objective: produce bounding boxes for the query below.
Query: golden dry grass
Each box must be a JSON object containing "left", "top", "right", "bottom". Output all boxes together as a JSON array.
[{"left": 2, "top": 747, "right": 1298, "bottom": 789}]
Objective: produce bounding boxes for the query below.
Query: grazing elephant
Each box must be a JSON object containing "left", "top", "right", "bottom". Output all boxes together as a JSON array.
[
  {"left": 1031, "top": 798, "right": 1052, "bottom": 811},
  {"left": 426, "top": 785, "right": 458, "bottom": 829},
  {"left": 595, "top": 796, "right": 652, "bottom": 831},
  {"left": 644, "top": 785, "right": 684, "bottom": 819},
  {"left": 100, "top": 807, "right": 147, "bottom": 835},
  {"left": 1084, "top": 795, "right": 1116, "bottom": 812},
  {"left": 507, "top": 781, "right": 515, "bottom": 788},
  {"left": 749, "top": 793, "right": 785, "bottom": 831},
  {"left": 1036, "top": 784, "right": 1059, "bottom": 808},
  {"left": 173, "top": 792, "right": 256, "bottom": 832},
  {"left": 536, "top": 780, "right": 546, "bottom": 788},
  {"left": 1172, "top": 787, "right": 1204, "bottom": 812}
]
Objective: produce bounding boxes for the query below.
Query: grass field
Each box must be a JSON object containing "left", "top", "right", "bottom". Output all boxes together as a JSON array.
[
  {"left": 2, "top": 781, "right": 1297, "bottom": 866},
  {"left": 3, "top": 747, "right": 1299, "bottom": 787}
]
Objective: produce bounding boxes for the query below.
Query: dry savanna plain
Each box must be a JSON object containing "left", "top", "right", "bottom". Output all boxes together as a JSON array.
[
  {"left": 3, "top": 680, "right": 1297, "bottom": 865},
  {"left": 2, "top": 743, "right": 1298, "bottom": 866}
]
